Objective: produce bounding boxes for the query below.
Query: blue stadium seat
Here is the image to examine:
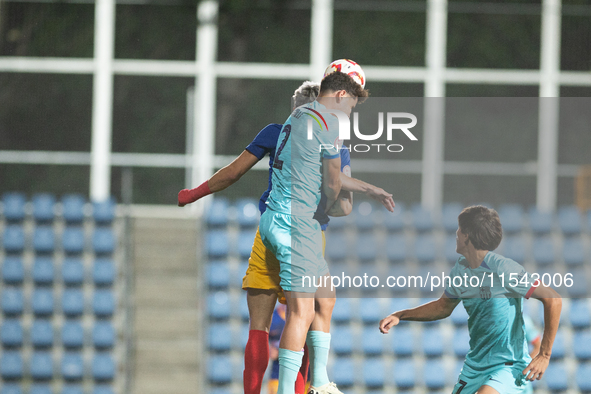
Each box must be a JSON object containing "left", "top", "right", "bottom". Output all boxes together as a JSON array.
[
  {"left": 532, "top": 236, "right": 555, "bottom": 266},
  {"left": 330, "top": 357, "right": 355, "bottom": 387},
  {"left": 353, "top": 202, "right": 377, "bottom": 231},
  {"left": 61, "top": 352, "right": 84, "bottom": 381},
  {"left": 61, "top": 386, "right": 84, "bottom": 394},
  {"left": 239, "top": 323, "right": 249, "bottom": 350},
  {"left": 62, "top": 289, "right": 85, "bottom": 317},
  {"left": 422, "top": 327, "right": 444, "bottom": 357},
  {"left": 384, "top": 203, "right": 405, "bottom": 232},
  {"left": 2, "top": 192, "right": 26, "bottom": 222},
  {"left": 207, "top": 355, "right": 233, "bottom": 384},
  {"left": 2, "top": 288, "right": 24, "bottom": 316},
  {"left": 386, "top": 233, "right": 407, "bottom": 263},
  {"left": 33, "top": 257, "right": 55, "bottom": 285},
  {"left": 498, "top": 204, "right": 525, "bottom": 234},
  {"left": 325, "top": 232, "right": 348, "bottom": 262},
  {"left": 33, "top": 226, "right": 56, "bottom": 254},
  {"left": 544, "top": 362, "right": 568, "bottom": 391},
  {"left": 392, "top": 325, "right": 414, "bottom": 357},
  {"left": 31, "top": 320, "right": 54, "bottom": 348},
  {"left": 92, "top": 353, "right": 115, "bottom": 381},
  {"left": 92, "top": 228, "right": 115, "bottom": 255},
  {"left": 92, "top": 199, "right": 115, "bottom": 225},
  {"left": 207, "top": 292, "right": 230, "bottom": 320},
  {"left": 0, "top": 351, "right": 23, "bottom": 380},
  {"left": 442, "top": 203, "right": 462, "bottom": 233},
  {"left": 412, "top": 205, "right": 434, "bottom": 232},
  {"left": 331, "top": 326, "right": 353, "bottom": 355},
  {"left": 356, "top": 233, "right": 378, "bottom": 262},
  {"left": 573, "top": 331, "right": 591, "bottom": 361},
  {"left": 206, "top": 262, "right": 230, "bottom": 289},
  {"left": 208, "top": 323, "right": 232, "bottom": 352},
  {"left": 30, "top": 385, "right": 52, "bottom": 394},
  {"left": 62, "top": 227, "right": 85, "bottom": 255},
  {"left": 576, "top": 364, "right": 591, "bottom": 392},
  {"left": 32, "top": 194, "right": 56, "bottom": 223},
  {"left": 563, "top": 238, "right": 585, "bottom": 266},
  {"left": 237, "top": 230, "right": 255, "bottom": 259},
  {"left": 233, "top": 261, "right": 248, "bottom": 288},
  {"left": 453, "top": 328, "right": 470, "bottom": 358},
  {"left": 32, "top": 289, "right": 54, "bottom": 317},
  {"left": 205, "top": 198, "right": 229, "bottom": 228},
  {"left": 2, "top": 256, "right": 24, "bottom": 284},
  {"left": 93, "top": 258, "right": 115, "bottom": 286},
  {"left": 415, "top": 234, "right": 436, "bottom": 263},
  {"left": 445, "top": 235, "right": 460, "bottom": 264},
  {"left": 528, "top": 207, "right": 553, "bottom": 234},
  {"left": 92, "top": 387, "right": 114, "bottom": 394},
  {"left": 570, "top": 300, "right": 591, "bottom": 329},
  {"left": 237, "top": 294, "right": 249, "bottom": 321},
  {"left": 235, "top": 198, "right": 259, "bottom": 228},
  {"left": 1, "top": 320, "right": 23, "bottom": 348},
  {"left": 393, "top": 359, "right": 416, "bottom": 389},
  {"left": 93, "top": 290, "right": 115, "bottom": 317},
  {"left": 62, "top": 258, "right": 85, "bottom": 286},
  {"left": 501, "top": 235, "right": 526, "bottom": 263},
  {"left": 0, "top": 384, "right": 22, "bottom": 394},
  {"left": 424, "top": 359, "right": 446, "bottom": 389},
  {"left": 567, "top": 268, "right": 588, "bottom": 298},
  {"left": 205, "top": 230, "right": 229, "bottom": 258},
  {"left": 332, "top": 298, "right": 352, "bottom": 324},
  {"left": 363, "top": 358, "right": 384, "bottom": 388},
  {"left": 30, "top": 352, "right": 54, "bottom": 380},
  {"left": 551, "top": 330, "right": 566, "bottom": 359},
  {"left": 62, "top": 321, "right": 84, "bottom": 349},
  {"left": 3, "top": 225, "right": 25, "bottom": 254},
  {"left": 361, "top": 326, "right": 384, "bottom": 356},
  {"left": 558, "top": 205, "right": 582, "bottom": 235},
  {"left": 358, "top": 298, "right": 383, "bottom": 324},
  {"left": 61, "top": 194, "right": 85, "bottom": 224}
]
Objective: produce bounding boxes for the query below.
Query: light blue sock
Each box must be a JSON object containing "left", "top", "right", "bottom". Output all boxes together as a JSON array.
[
  {"left": 277, "top": 348, "right": 304, "bottom": 394},
  {"left": 306, "top": 331, "right": 331, "bottom": 387}
]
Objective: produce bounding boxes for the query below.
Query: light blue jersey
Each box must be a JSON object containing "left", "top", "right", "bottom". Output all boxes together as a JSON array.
[
  {"left": 445, "top": 252, "right": 537, "bottom": 371},
  {"left": 266, "top": 100, "right": 341, "bottom": 217}
]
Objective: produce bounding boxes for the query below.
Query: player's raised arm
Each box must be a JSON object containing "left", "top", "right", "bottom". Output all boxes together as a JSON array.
[
  {"left": 340, "top": 175, "right": 395, "bottom": 212},
  {"left": 322, "top": 156, "right": 342, "bottom": 213},
  {"left": 522, "top": 284, "right": 562, "bottom": 381},
  {"left": 379, "top": 294, "right": 459, "bottom": 334}
]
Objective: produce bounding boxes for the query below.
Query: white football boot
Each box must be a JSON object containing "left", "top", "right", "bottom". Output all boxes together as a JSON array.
[{"left": 307, "top": 382, "right": 344, "bottom": 394}]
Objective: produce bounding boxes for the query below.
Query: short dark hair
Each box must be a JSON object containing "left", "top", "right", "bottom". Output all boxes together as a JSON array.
[
  {"left": 320, "top": 71, "right": 369, "bottom": 102},
  {"left": 458, "top": 205, "right": 503, "bottom": 251}
]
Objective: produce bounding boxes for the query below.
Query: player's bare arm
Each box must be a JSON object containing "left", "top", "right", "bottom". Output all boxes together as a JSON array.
[
  {"left": 178, "top": 150, "right": 260, "bottom": 206},
  {"left": 322, "top": 156, "right": 342, "bottom": 213},
  {"left": 340, "top": 175, "right": 395, "bottom": 212},
  {"left": 325, "top": 189, "right": 352, "bottom": 217},
  {"left": 522, "top": 284, "right": 562, "bottom": 381},
  {"left": 379, "top": 294, "right": 459, "bottom": 334}
]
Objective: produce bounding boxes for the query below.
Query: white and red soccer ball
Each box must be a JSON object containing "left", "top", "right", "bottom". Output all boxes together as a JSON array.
[{"left": 323, "top": 59, "right": 366, "bottom": 88}]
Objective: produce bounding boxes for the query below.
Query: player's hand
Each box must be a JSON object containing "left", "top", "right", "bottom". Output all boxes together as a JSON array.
[
  {"left": 367, "top": 187, "right": 395, "bottom": 212},
  {"left": 522, "top": 354, "right": 550, "bottom": 381},
  {"left": 379, "top": 313, "right": 400, "bottom": 334},
  {"left": 177, "top": 189, "right": 194, "bottom": 207}
]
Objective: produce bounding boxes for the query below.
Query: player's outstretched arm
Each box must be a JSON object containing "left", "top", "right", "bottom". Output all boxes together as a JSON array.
[
  {"left": 340, "top": 175, "right": 395, "bottom": 212},
  {"left": 326, "top": 190, "right": 352, "bottom": 217},
  {"left": 379, "top": 294, "right": 459, "bottom": 333},
  {"left": 322, "top": 156, "right": 342, "bottom": 213},
  {"left": 522, "top": 285, "right": 562, "bottom": 381},
  {"left": 178, "top": 150, "right": 260, "bottom": 207}
]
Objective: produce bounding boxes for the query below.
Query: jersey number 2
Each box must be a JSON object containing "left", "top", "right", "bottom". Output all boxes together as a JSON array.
[{"left": 273, "top": 125, "right": 291, "bottom": 170}]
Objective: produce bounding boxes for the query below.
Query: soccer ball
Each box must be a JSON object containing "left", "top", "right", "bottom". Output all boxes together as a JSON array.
[{"left": 323, "top": 59, "right": 366, "bottom": 88}]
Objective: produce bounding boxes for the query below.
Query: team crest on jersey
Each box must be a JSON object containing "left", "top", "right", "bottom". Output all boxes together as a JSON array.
[{"left": 479, "top": 286, "right": 492, "bottom": 299}]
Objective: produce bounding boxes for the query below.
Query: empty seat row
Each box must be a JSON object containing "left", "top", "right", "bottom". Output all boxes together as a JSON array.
[
  {"left": 2, "top": 193, "right": 115, "bottom": 225},
  {"left": 1, "top": 320, "right": 115, "bottom": 349},
  {"left": 0, "top": 351, "right": 115, "bottom": 382},
  {"left": 0, "top": 384, "right": 114, "bottom": 394},
  {"left": 205, "top": 198, "right": 260, "bottom": 228},
  {"left": 1, "top": 289, "right": 115, "bottom": 317},
  {"left": 2, "top": 227, "right": 116, "bottom": 256},
  {"left": 2, "top": 257, "right": 115, "bottom": 286}
]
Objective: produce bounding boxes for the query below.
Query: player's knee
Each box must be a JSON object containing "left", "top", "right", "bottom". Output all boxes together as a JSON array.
[
  {"left": 315, "top": 296, "right": 336, "bottom": 315},
  {"left": 290, "top": 306, "right": 316, "bottom": 325}
]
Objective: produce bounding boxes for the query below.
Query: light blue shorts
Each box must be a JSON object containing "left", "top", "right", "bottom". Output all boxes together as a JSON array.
[
  {"left": 452, "top": 362, "right": 529, "bottom": 394},
  {"left": 259, "top": 209, "right": 328, "bottom": 293}
]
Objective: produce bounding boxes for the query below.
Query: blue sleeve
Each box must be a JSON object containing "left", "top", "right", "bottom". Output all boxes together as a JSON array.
[
  {"left": 245, "top": 124, "right": 282, "bottom": 160},
  {"left": 340, "top": 148, "right": 351, "bottom": 171}
]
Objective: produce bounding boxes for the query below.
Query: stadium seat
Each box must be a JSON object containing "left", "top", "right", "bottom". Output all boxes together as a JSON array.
[
  {"left": 3, "top": 225, "right": 25, "bottom": 254},
  {"left": 450, "top": 304, "right": 469, "bottom": 326},
  {"left": 2, "top": 192, "right": 26, "bottom": 222},
  {"left": 208, "top": 323, "right": 232, "bottom": 352},
  {"left": 31, "top": 320, "right": 54, "bottom": 348},
  {"left": 544, "top": 362, "right": 568, "bottom": 391},
  {"left": 92, "top": 353, "right": 115, "bottom": 381},
  {"left": 62, "top": 321, "right": 84, "bottom": 349},
  {"left": 32, "top": 194, "right": 56, "bottom": 223},
  {"left": 207, "top": 292, "right": 230, "bottom": 320},
  {"left": 30, "top": 351, "right": 54, "bottom": 380},
  {"left": 62, "top": 386, "right": 84, "bottom": 394},
  {"left": 0, "top": 351, "right": 23, "bottom": 380},
  {"left": 30, "top": 385, "right": 52, "bottom": 394},
  {"left": 207, "top": 355, "right": 233, "bottom": 384},
  {"left": 1, "top": 319, "right": 23, "bottom": 348},
  {"left": 393, "top": 359, "right": 416, "bottom": 389},
  {"left": 576, "top": 364, "right": 591, "bottom": 392},
  {"left": 235, "top": 198, "right": 259, "bottom": 228},
  {"left": 61, "top": 194, "right": 85, "bottom": 224},
  {"left": 551, "top": 330, "right": 566, "bottom": 359},
  {"left": 33, "top": 257, "right": 55, "bottom": 285},
  {"left": 361, "top": 326, "right": 384, "bottom": 356},
  {"left": 453, "top": 328, "right": 470, "bottom": 358},
  {"left": 330, "top": 357, "right": 355, "bottom": 387},
  {"left": 528, "top": 207, "right": 553, "bottom": 234},
  {"left": 567, "top": 268, "right": 588, "bottom": 298},
  {"left": 239, "top": 323, "right": 249, "bottom": 350},
  {"left": 331, "top": 326, "right": 353, "bottom": 355},
  {"left": 2, "top": 288, "right": 24, "bottom": 316},
  {"left": 412, "top": 205, "right": 434, "bottom": 232},
  {"left": 532, "top": 236, "right": 555, "bottom": 266},
  {"left": 62, "top": 289, "right": 85, "bottom": 317},
  {"left": 422, "top": 327, "right": 444, "bottom": 357},
  {"left": 205, "top": 230, "right": 229, "bottom": 258},
  {"left": 62, "top": 227, "right": 85, "bottom": 255},
  {"left": 233, "top": 261, "right": 248, "bottom": 288},
  {"left": 445, "top": 235, "right": 460, "bottom": 264},
  {"left": 355, "top": 233, "right": 378, "bottom": 262},
  {"left": 237, "top": 230, "right": 255, "bottom": 259},
  {"left": 570, "top": 299, "right": 591, "bottom": 329},
  {"left": 392, "top": 325, "right": 414, "bottom": 357},
  {"left": 563, "top": 237, "right": 585, "bottom": 266},
  {"left": 32, "top": 289, "right": 54, "bottom": 317},
  {"left": 237, "top": 294, "right": 249, "bottom": 321},
  {"left": 2, "top": 256, "right": 24, "bottom": 284},
  {"left": 92, "top": 387, "right": 115, "bottom": 394},
  {"left": 93, "top": 258, "right": 115, "bottom": 286},
  {"left": 415, "top": 234, "right": 436, "bottom": 263},
  {"left": 92, "top": 199, "right": 115, "bottom": 225},
  {"left": 384, "top": 203, "right": 405, "bottom": 232},
  {"left": 325, "top": 232, "right": 348, "bottom": 262},
  {"left": 0, "top": 384, "right": 22, "bottom": 394},
  {"left": 33, "top": 226, "right": 56, "bottom": 254},
  {"left": 93, "top": 290, "right": 115, "bottom": 317},
  {"left": 353, "top": 201, "right": 377, "bottom": 231},
  {"left": 501, "top": 235, "right": 526, "bottom": 263},
  {"left": 206, "top": 262, "right": 230, "bottom": 289},
  {"left": 442, "top": 203, "right": 462, "bottom": 233},
  {"left": 358, "top": 298, "right": 383, "bottom": 324},
  {"left": 205, "top": 198, "right": 229, "bottom": 227},
  {"left": 558, "top": 205, "right": 582, "bottom": 235},
  {"left": 92, "top": 228, "right": 115, "bottom": 255},
  {"left": 61, "top": 352, "right": 84, "bottom": 381},
  {"left": 498, "top": 204, "right": 525, "bottom": 234},
  {"left": 424, "top": 359, "right": 446, "bottom": 389},
  {"left": 573, "top": 331, "right": 591, "bottom": 361},
  {"left": 363, "top": 358, "right": 384, "bottom": 388},
  {"left": 62, "top": 258, "right": 85, "bottom": 286},
  {"left": 385, "top": 233, "right": 407, "bottom": 263},
  {"left": 332, "top": 298, "right": 352, "bottom": 324}
]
